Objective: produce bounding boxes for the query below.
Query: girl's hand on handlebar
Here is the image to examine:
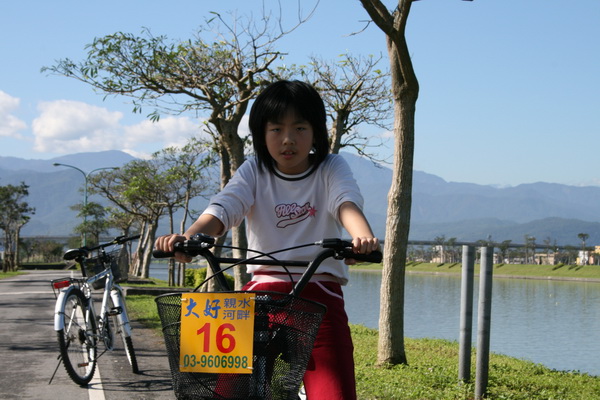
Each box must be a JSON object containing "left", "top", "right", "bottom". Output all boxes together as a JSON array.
[
  {"left": 345, "top": 236, "right": 380, "bottom": 265},
  {"left": 154, "top": 234, "right": 192, "bottom": 263}
]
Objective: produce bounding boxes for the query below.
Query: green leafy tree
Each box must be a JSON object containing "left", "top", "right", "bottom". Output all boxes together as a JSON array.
[
  {"left": 89, "top": 139, "right": 216, "bottom": 279},
  {"left": 446, "top": 237, "right": 457, "bottom": 263},
  {"left": 88, "top": 159, "right": 168, "bottom": 278},
  {"left": 0, "top": 183, "right": 35, "bottom": 272},
  {"left": 36, "top": 240, "right": 67, "bottom": 263},
  {"left": 542, "top": 237, "right": 555, "bottom": 265},
  {"left": 499, "top": 240, "right": 512, "bottom": 264},
  {"left": 524, "top": 235, "right": 536, "bottom": 264},
  {"left": 19, "top": 238, "right": 37, "bottom": 263},
  {"left": 153, "top": 138, "right": 217, "bottom": 286},
  {"left": 70, "top": 201, "right": 109, "bottom": 247}
]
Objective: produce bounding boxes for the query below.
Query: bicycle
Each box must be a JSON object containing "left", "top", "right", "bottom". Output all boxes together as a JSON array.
[
  {"left": 49, "top": 234, "right": 141, "bottom": 386},
  {"left": 153, "top": 234, "right": 382, "bottom": 400}
]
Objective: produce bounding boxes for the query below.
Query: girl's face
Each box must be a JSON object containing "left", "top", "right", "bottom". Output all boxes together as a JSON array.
[{"left": 264, "top": 109, "right": 314, "bottom": 175}]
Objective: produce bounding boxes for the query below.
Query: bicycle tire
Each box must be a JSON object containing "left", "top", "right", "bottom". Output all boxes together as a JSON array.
[
  {"left": 57, "top": 288, "right": 97, "bottom": 386},
  {"left": 109, "top": 295, "right": 139, "bottom": 374},
  {"left": 123, "top": 336, "right": 139, "bottom": 374}
]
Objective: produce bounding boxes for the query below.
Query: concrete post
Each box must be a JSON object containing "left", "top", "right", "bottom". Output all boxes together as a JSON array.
[
  {"left": 458, "top": 245, "right": 475, "bottom": 382},
  {"left": 475, "top": 246, "right": 494, "bottom": 399}
]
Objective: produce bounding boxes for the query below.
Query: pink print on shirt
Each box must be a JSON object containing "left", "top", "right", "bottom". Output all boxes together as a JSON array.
[{"left": 275, "top": 202, "right": 317, "bottom": 228}]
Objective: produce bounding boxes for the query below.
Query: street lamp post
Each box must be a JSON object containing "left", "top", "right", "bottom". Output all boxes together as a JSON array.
[{"left": 53, "top": 163, "right": 118, "bottom": 247}]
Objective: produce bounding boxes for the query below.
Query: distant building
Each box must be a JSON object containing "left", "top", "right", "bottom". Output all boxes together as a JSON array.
[
  {"left": 577, "top": 246, "right": 600, "bottom": 265},
  {"left": 591, "top": 246, "right": 600, "bottom": 265},
  {"left": 431, "top": 245, "right": 445, "bottom": 263},
  {"left": 534, "top": 252, "right": 556, "bottom": 265}
]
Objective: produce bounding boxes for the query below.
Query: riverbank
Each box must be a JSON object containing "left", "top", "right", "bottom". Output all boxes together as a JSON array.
[{"left": 352, "top": 261, "right": 600, "bottom": 283}]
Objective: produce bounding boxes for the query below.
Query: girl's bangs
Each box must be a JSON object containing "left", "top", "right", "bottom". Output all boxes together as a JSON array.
[{"left": 263, "top": 98, "right": 306, "bottom": 123}]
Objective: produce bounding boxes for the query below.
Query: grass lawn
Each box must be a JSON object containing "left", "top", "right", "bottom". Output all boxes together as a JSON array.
[{"left": 351, "top": 324, "right": 600, "bottom": 399}]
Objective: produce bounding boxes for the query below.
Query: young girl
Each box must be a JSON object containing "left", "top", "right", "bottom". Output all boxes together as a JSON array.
[{"left": 155, "top": 80, "right": 379, "bottom": 399}]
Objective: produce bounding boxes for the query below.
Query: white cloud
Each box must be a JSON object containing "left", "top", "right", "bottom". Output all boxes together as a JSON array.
[
  {"left": 122, "top": 116, "right": 207, "bottom": 154},
  {"left": 239, "top": 114, "right": 250, "bottom": 138},
  {"left": 379, "top": 129, "right": 394, "bottom": 139},
  {"left": 0, "top": 91, "right": 27, "bottom": 138},
  {"left": 32, "top": 100, "right": 123, "bottom": 153},
  {"left": 30, "top": 100, "right": 208, "bottom": 156}
]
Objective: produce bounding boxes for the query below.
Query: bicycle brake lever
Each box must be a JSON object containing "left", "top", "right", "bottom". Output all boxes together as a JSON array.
[
  {"left": 189, "top": 233, "right": 216, "bottom": 247},
  {"left": 318, "top": 238, "right": 353, "bottom": 249},
  {"left": 317, "top": 238, "right": 383, "bottom": 263}
]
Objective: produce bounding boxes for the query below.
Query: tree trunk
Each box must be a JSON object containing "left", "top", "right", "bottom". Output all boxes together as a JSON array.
[
  {"left": 131, "top": 219, "right": 147, "bottom": 277},
  {"left": 221, "top": 123, "right": 251, "bottom": 290},
  {"left": 358, "top": 0, "right": 419, "bottom": 366},
  {"left": 139, "top": 221, "right": 159, "bottom": 278},
  {"left": 167, "top": 207, "right": 175, "bottom": 286},
  {"left": 329, "top": 113, "right": 347, "bottom": 154},
  {"left": 378, "top": 96, "right": 415, "bottom": 366},
  {"left": 132, "top": 218, "right": 159, "bottom": 279},
  {"left": 3, "top": 231, "right": 16, "bottom": 272},
  {"left": 15, "top": 227, "right": 21, "bottom": 269},
  {"left": 177, "top": 190, "right": 192, "bottom": 286}
]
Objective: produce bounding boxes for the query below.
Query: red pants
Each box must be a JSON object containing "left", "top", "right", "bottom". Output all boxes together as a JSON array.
[{"left": 243, "top": 279, "right": 357, "bottom": 400}]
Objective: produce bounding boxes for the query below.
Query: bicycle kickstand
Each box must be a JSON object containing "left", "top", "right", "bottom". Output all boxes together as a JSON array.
[{"left": 48, "top": 354, "right": 63, "bottom": 385}]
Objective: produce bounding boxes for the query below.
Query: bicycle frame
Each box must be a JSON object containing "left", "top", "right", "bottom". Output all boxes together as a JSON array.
[{"left": 53, "top": 265, "right": 131, "bottom": 342}]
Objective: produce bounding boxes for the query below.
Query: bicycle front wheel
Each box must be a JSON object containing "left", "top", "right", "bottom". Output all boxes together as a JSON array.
[
  {"left": 123, "top": 335, "right": 139, "bottom": 374},
  {"left": 57, "top": 288, "right": 97, "bottom": 386},
  {"left": 109, "top": 295, "right": 139, "bottom": 374}
]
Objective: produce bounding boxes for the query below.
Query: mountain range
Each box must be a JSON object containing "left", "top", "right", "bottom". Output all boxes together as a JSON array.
[{"left": 1, "top": 150, "right": 600, "bottom": 247}]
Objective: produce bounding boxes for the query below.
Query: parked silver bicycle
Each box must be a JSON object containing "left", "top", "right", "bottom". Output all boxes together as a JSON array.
[{"left": 50, "top": 234, "right": 140, "bottom": 386}]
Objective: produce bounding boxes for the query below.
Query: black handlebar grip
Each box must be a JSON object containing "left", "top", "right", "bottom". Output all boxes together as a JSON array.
[
  {"left": 347, "top": 250, "right": 383, "bottom": 263},
  {"left": 153, "top": 250, "right": 175, "bottom": 258},
  {"left": 342, "top": 249, "right": 383, "bottom": 264}
]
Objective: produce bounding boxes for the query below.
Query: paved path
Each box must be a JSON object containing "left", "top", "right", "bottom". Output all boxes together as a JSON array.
[{"left": 0, "top": 270, "right": 175, "bottom": 400}]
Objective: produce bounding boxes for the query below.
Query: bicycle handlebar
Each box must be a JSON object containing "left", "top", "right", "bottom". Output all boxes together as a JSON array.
[
  {"left": 153, "top": 234, "right": 382, "bottom": 295},
  {"left": 153, "top": 235, "right": 382, "bottom": 264},
  {"left": 98, "top": 234, "right": 141, "bottom": 249},
  {"left": 63, "top": 234, "right": 141, "bottom": 261}
]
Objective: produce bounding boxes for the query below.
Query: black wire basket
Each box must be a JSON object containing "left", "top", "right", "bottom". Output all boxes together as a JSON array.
[
  {"left": 85, "top": 248, "right": 129, "bottom": 290},
  {"left": 155, "top": 291, "right": 326, "bottom": 400}
]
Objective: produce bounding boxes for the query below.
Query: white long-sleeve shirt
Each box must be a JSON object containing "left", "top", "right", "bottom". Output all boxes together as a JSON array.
[{"left": 202, "top": 154, "right": 364, "bottom": 285}]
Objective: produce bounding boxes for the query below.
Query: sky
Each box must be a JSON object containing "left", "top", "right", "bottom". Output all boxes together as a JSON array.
[{"left": 1, "top": 0, "right": 599, "bottom": 187}]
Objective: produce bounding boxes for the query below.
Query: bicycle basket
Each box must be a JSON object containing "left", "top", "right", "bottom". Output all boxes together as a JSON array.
[
  {"left": 85, "top": 248, "right": 129, "bottom": 290},
  {"left": 155, "top": 291, "right": 326, "bottom": 400}
]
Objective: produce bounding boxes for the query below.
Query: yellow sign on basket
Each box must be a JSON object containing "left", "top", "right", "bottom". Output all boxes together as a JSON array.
[{"left": 179, "top": 292, "right": 255, "bottom": 373}]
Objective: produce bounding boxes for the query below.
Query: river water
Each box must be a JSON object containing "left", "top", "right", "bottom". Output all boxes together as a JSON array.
[{"left": 150, "top": 265, "right": 600, "bottom": 376}]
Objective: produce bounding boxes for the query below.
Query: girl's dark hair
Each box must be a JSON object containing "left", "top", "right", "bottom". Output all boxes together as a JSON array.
[{"left": 249, "top": 80, "right": 329, "bottom": 173}]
